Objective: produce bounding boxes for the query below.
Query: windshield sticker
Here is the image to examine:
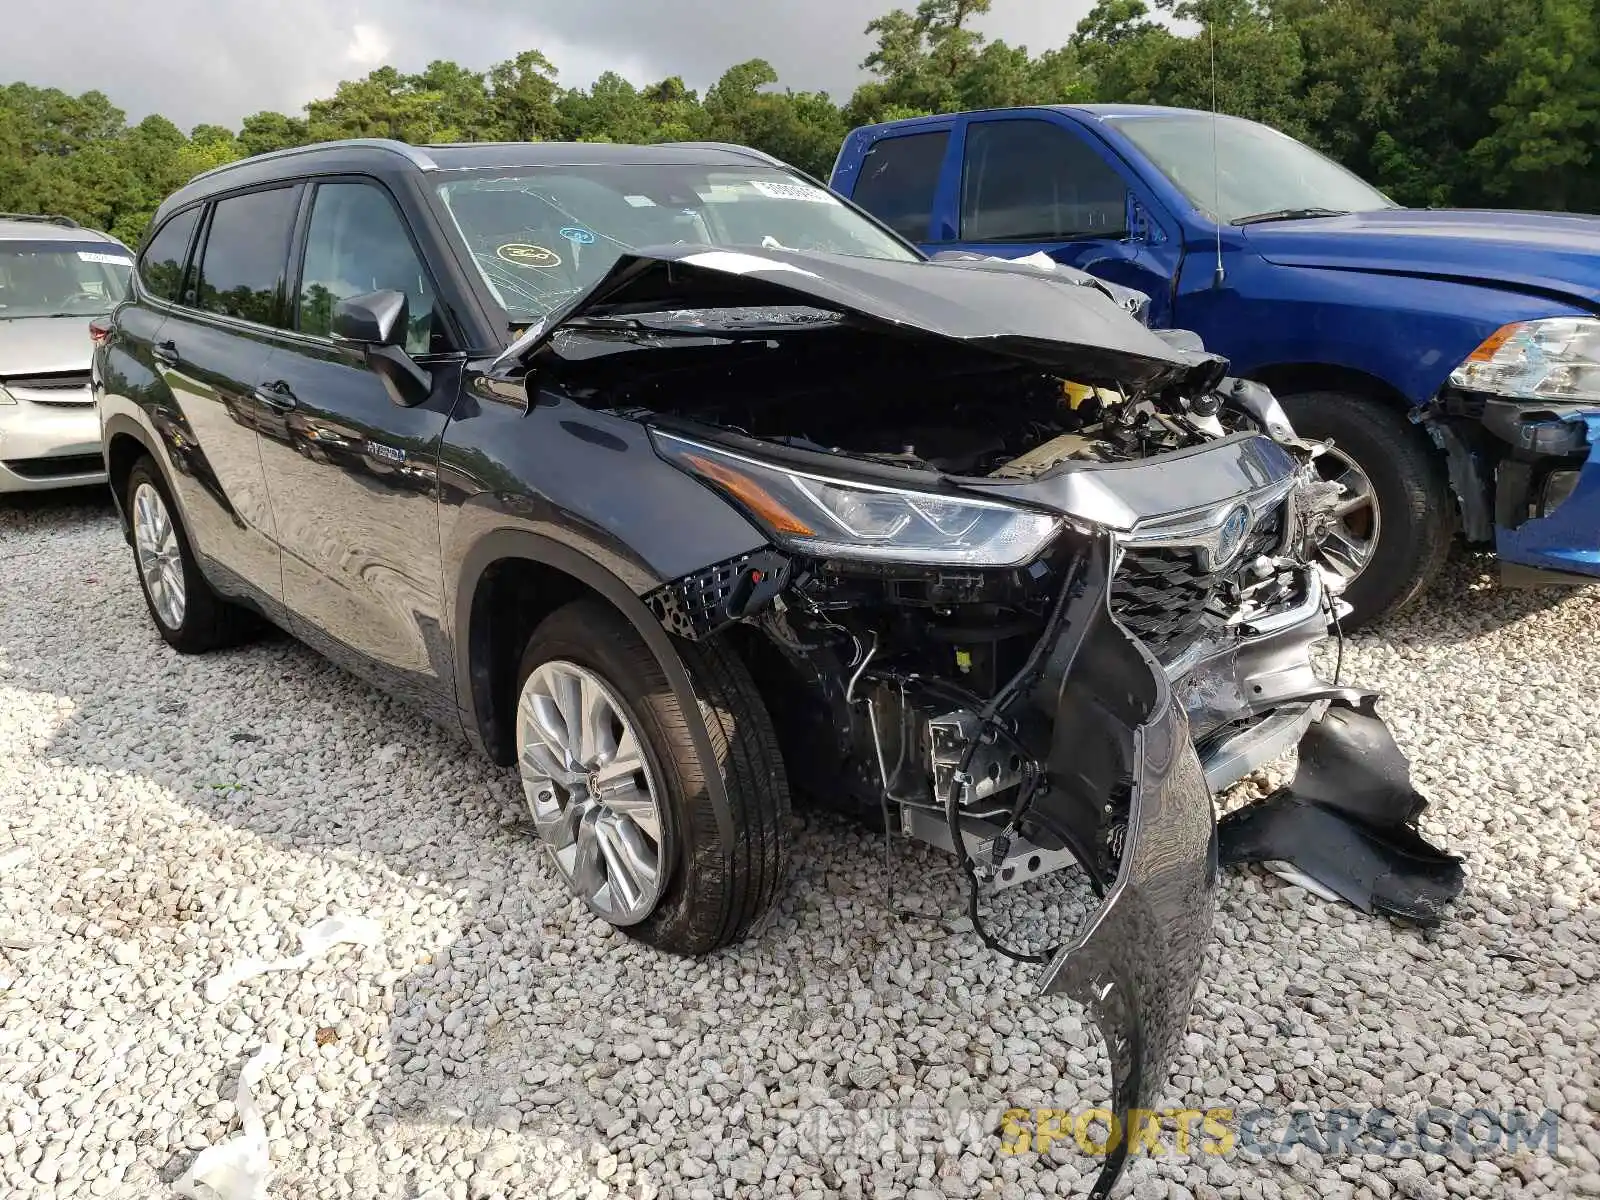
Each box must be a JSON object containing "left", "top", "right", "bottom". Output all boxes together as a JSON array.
[
  {"left": 623, "top": 195, "right": 656, "bottom": 207},
  {"left": 747, "top": 179, "right": 839, "bottom": 205},
  {"left": 496, "top": 243, "right": 562, "bottom": 269},
  {"left": 559, "top": 226, "right": 597, "bottom": 245},
  {"left": 77, "top": 250, "right": 134, "bottom": 265}
]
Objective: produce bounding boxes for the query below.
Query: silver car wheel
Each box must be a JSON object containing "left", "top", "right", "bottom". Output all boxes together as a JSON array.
[
  {"left": 1315, "top": 445, "right": 1382, "bottom": 584},
  {"left": 516, "top": 660, "right": 667, "bottom": 926},
  {"left": 132, "top": 482, "right": 186, "bottom": 630}
]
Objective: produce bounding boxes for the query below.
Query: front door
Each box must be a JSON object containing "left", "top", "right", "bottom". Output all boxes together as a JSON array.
[
  {"left": 941, "top": 115, "right": 1182, "bottom": 327},
  {"left": 255, "top": 179, "right": 461, "bottom": 717}
]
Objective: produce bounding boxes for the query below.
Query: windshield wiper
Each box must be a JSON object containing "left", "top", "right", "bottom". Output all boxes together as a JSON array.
[{"left": 1230, "top": 207, "right": 1348, "bottom": 226}]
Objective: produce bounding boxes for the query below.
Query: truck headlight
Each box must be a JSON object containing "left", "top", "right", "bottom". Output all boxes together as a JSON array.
[
  {"left": 654, "top": 431, "right": 1061, "bottom": 566},
  {"left": 1450, "top": 317, "right": 1600, "bottom": 403}
]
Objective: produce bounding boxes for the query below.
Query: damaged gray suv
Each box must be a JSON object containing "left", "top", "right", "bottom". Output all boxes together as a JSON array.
[{"left": 97, "top": 139, "right": 1464, "bottom": 1198}]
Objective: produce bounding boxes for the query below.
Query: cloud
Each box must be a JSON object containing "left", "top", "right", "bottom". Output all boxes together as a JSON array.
[
  {"left": 2, "top": 0, "right": 1094, "bottom": 131},
  {"left": 346, "top": 24, "right": 394, "bottom": 69}
]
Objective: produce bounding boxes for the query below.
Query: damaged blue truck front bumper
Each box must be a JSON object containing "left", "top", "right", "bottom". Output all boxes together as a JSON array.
[
  {"left": 1495, "top": 410, "right": 1600, "bottom": 579},
  {"left": 1429, "top": 399, "right": 1600, "bottom": 585}
]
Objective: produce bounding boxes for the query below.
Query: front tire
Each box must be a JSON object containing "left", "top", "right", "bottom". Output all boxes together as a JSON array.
[
  {"left": 1278, "top": 392, "right": 1452, "bottom": 629},
  {"left": 515, "top": 599, "right": 791, "bottom": 955},
  {"left": 125, "top": 456, "right": 248, "bottom": 653}
]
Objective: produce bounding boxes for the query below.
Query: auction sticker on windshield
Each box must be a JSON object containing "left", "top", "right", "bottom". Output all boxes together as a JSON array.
[
  {"left": 78, "top": 251, "right": 133, "bottom": 265},
  {"left": 747, "top": 179, "right": 839, "bottom": 204},
  {"left": 496, "top": 243, "right": 562, "bottom": 268}
]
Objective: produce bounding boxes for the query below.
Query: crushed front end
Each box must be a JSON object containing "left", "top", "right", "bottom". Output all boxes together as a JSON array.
[
  {"left": 1426, "top": 317, "right": 1600, "bottom": 585},
  {"left": 516, "top": 245, "right": 1466, "bottom": 1198}
]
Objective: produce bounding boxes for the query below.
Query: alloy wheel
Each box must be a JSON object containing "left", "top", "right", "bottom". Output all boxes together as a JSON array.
[
  {"left": 132, "top": 482, "right": 186, "bottom": 630},
  {"left": 516, "top": 660, "right": 667, "bottom": 925},
  {"left": 1313, "top": 445, "right": 1382, "bottom": 585}
]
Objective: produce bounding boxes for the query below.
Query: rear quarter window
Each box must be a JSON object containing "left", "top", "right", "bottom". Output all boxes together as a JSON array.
[
  {"left": 139, "top": 208, "right": 201, "bottom": 303},
  {"left": 849, "top": 131, "right": 950, "bottom": 243}
]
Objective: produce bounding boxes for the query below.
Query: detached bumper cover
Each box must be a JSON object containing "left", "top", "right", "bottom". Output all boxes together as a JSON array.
[
  {"left": 1217, "top": 696, "right": 1465, "bottom": 925},
  {"left": 1029, "top": 560, "right": 1217, "bottom": 1200}
]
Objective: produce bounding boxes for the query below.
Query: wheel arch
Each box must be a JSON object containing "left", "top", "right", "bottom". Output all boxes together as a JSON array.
[
  {"left": 1245, "top": 363, "right": 1415, "bottom": 411},
  {"left": 451, "top": 530, "right": 735, "bottom": 841},
  {"left": 102, "top": 416, "right": 163, "bottom": 539}
]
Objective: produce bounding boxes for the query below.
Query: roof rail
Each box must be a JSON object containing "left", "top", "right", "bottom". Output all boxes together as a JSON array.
[
  {"left": 187, "top": 138, "right": 440, "bottom": 185},
  {"left": 660, "top": 141, "right": 785, "bottom": 167},
  {"left": 0, "top": 212, "right": 81, "bottom": 228}
]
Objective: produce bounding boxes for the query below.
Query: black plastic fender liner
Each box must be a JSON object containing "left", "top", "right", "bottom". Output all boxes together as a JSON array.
[
  {"left": 1030, "top": 557, "right": 1218, "bottom": 1200},
  {"left": 1217, "top": 696, "right": 1466, "bottom": 925}
]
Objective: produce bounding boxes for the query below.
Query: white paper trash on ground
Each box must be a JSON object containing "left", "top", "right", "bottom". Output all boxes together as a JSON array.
[
  {"left": 173, "top": 1044, "right": 283, "bottom": 1200},
  {"left": 204, "top": 915, "right": 383, "bottom": 1003}
]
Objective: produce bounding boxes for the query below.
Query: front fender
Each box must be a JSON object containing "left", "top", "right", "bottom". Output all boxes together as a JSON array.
[{"left": 1177, "top": 254, "right": 1594, "bottom": 405}]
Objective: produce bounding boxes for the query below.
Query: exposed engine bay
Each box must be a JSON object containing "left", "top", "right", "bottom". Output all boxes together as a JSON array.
[{"left": 511, "top": 244, "right": 1467, "bottom": 1200}]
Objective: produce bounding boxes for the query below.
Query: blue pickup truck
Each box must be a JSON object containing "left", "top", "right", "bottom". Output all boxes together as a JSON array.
[{"left": 830, "top": 105, "right": 1600, "bottom": 624}]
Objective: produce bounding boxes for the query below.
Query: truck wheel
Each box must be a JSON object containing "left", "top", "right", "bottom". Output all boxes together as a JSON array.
[
  {"left": 1277, "top": 392, "right": 1452, "bottom": 629},
  {"left": 514, "top": 599, "right": 791, "bottom": 955}
]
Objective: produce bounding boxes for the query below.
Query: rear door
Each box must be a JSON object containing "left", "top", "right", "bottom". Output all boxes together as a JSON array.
[
  {"left": 938, "top": 114, "right": 1184, "bottom": 326},
  {"left": 150, "top": 184, "right": 302, "bottom": 606},
  {"left": 254, "top": 177, "right": 460, "bottom": 715}
]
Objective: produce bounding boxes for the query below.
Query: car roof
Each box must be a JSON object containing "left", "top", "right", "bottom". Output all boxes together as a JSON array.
[
  {"left": 155, "top": 138, "right": 790, "bottom": 227},
  {"left": 0, "top": 217, "right": 123, "bottom": 245}
]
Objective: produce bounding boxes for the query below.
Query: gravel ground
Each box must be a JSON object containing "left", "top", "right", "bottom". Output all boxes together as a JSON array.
[{"left": 1, "top": 491, "right": 1597, "bottom": 1200}]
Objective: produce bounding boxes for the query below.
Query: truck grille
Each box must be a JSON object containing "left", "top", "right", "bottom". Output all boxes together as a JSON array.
[{"left": 1111, "top": 504, "right": 1286, "bottom": 660}]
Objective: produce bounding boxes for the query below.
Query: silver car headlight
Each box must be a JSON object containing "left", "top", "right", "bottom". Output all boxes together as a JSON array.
[
  {"left": 1449, "top": 317, "right": 1600, "bottom": 403},
  {"left": 654, "top": 431, "right": 1061, "bottom": 566},
  {"left": 0, "top": 384, "right": 14, "bottom": 405}
]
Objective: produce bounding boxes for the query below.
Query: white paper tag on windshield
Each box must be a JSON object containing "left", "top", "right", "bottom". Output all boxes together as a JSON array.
[
  {"left": 77, "top": 251, "right": 132, "bottom": 265},
  {"left": 747, "top": 179, "right": 839, "bottom": 205}
]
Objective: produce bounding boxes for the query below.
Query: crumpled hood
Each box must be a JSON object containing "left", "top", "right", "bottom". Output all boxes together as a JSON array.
[
  {"left": 510, "top": 245, "right": 1228, "bottom": 392},
  {"left": 1244, "top": 209, "right": 1600, "bottom": 309},
  {"left": 0, "top": 317, "right": 96, "bottom": 378}
]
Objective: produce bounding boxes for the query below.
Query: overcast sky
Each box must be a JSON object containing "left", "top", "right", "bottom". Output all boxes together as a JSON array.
[{"left": 2, "top": 0, "right": 1093, "bottom": 131}]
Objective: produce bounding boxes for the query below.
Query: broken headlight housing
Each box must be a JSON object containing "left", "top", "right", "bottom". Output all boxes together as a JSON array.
[
  {"left": 654, "top": 431, "right": 1060, "bottom": 566},
  {"left": 1449, "top": 317, "right": 1600, "bottom": 403}
]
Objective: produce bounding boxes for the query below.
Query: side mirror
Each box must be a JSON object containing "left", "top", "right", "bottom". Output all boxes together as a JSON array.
[
  {"left": 332, "top": 289, "right": 432, "bottom": 407},
  {"left": 332, "top": 290, "right": 407, "bottom": 347}
]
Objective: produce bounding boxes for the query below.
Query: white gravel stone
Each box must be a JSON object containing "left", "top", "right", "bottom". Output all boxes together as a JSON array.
[{"left": 1, "top": 499, "right": 1596, "bottom": 1200}]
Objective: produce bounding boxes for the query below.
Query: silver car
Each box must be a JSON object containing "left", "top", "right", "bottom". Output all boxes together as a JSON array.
[{"left": 0, "top": 214, "right": 133, "bottom": 492}]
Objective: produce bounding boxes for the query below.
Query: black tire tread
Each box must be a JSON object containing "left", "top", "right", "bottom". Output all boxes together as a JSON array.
[
  {"left": 1278, "top": 391, "right": 1452, "bottom": 628},
  {"left": 126, "top": 456, "right": 249, "bottom": 653},
  {"left": 519, "top": 600, "right": 790, "bottom": 956}
]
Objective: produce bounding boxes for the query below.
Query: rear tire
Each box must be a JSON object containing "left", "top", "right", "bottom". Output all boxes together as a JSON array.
[
  {"left": 125, "top": 456, "right": 249, "bottom": 653},
  {"left": 515, "top": 599, "right": 791, "bottom": 955},
  {"left": 1278, "top": 391, "right": 1452, "bottom": 629}
]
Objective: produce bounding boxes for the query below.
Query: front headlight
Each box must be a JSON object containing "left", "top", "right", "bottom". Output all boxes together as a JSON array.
[
  {"left": 1449, "top": 317, "right": 1600, "bottom": 403},
  {"left": 654, "top": 431, "right": 1061, "bottom": 566},
  {"left": 0, "top": 384, "right": 14, "bottom": 405}
]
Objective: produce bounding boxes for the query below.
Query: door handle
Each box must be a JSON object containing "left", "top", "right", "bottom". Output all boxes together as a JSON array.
[
  {"left": 152, "top": 340, "right": 179, "bottom": 367},
  {"left": 253, "top": 380, "right": 298, "bottom": 412}
]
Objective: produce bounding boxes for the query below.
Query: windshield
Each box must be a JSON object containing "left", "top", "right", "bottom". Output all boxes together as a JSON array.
[
  {"left": 1109, "top": 114, "right": 1397, "bottom": 224},
  {"left": 0, "top": 241, "right": 133, "bottom": 318},
  {"left": 436, "top": 163, "right": 918, "bottom": 324}
]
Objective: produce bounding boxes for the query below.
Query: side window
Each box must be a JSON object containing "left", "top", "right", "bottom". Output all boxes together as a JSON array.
[
  {"left": 296, "top": 182, "right": 440, "bottom": 356},
  {"left": 961, "top": 120, "right": 1129, "bottom": 242},
  {"left": 139, "top": 208, "right": 200, "bottom": 303},
  {"left": 194, "top": 187, "right": 299, "bottom": 326},
  {"left": 849, "top": 131, "right": 950, "bottom": 242}
]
